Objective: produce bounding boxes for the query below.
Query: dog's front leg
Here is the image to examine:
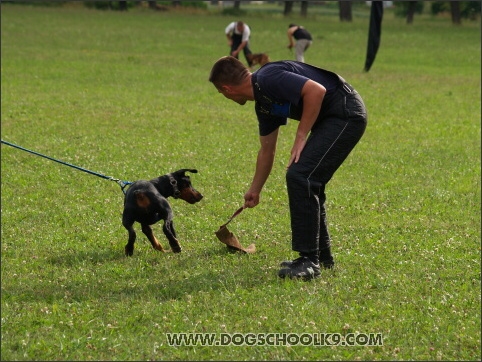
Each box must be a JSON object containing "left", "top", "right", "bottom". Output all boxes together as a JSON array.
[
  {"left": 141, "top": 224, "right": 165, "bottom": 252},
  {"left": 163, "top": 220, "right": 181, "bottom": 253},
  {"left": 123, "top": 216, "right": 137, "bottom": 256}
]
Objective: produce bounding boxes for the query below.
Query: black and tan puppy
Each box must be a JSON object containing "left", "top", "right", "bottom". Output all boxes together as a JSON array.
[{"left": 122, "top": 169, "right": 203, "bottom": 256}]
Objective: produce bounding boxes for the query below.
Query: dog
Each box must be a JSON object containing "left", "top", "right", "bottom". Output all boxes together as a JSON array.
[
  {"left": 122, "top": 169, "right": 203, "bottom": 256},
  {"left": 247, "top": 53, "right": 270, "bottom": 67}
]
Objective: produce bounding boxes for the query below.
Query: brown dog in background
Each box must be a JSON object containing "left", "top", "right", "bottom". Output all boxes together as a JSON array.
[{"left": 247, "top": 53, "right": 270, "bottom": 67}]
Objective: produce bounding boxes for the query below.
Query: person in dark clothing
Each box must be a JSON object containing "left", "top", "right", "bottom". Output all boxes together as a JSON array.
[
  {"left": 209, "top": 56, "right": 367, "bottom": 280},
  {"left": 225, "top": 21, "right": 253, "bottom": 67},
  {"left": 287, "top": 24, "right": 313, "bottom": 63}
]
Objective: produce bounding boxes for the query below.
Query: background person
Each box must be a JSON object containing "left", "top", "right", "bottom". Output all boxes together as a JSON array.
[
  {"left": 225, "top": 21, "right": 253, "bottom": 67},
  {"left": 287, "top": 23, "right": 313, "bottom": 63},
  {"left": 209, "top": 56, "right": 367, "bottom": 280}
]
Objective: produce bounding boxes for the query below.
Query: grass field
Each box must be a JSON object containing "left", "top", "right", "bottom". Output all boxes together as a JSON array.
[{"left": 1, "top": 3, "right": 480, "bottom": 361}]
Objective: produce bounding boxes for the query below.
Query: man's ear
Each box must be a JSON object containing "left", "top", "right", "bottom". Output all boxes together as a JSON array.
[{"left": 220, "top": 85, "right": 233, "bottom": 93}]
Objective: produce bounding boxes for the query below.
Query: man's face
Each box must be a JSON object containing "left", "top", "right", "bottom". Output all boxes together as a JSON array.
[{"left": 217, "top": 86, "right": 247, "bottom": 105}]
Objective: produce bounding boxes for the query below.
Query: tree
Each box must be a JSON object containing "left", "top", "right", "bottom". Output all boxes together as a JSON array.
[
  {"left": 394, "top": 1, "right": 423, "bottom": 21},
  {"left": 406, "top": 1, "right": 417, "bottom": 24},
  {"left": 284, "top": 1, "right": 294, "bottom": 16},
  {"left": 339, "top": 1, "right": 352, "bottom": 22},
  {"left": 300, "top": 1, "right": 308, "bottom": 17},
  {"left": 450, "top": 1, "right": 461, "bottom": 25},
  {"left": 431, "top": 2, "right": 480, "bottom": 21}
]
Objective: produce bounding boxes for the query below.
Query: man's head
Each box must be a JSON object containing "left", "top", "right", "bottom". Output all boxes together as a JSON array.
[
  {"left": 236, "top": 21, "right": 245, "bottom": 33},
  {"left": 209, "top": 56, "right": 251, "bottom": 105}
]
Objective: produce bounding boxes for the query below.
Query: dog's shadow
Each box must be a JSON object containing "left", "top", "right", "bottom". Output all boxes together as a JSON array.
[
  {"left": 47, "top": 248, "right": 127, "bottom": 267},
  {"left": 35, "top": 245, "right": 270, "bottom": 304}
]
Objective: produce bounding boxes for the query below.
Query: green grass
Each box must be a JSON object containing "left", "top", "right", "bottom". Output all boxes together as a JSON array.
[{"left": 1, "top": 3, "right": 480, "bottom": 361}]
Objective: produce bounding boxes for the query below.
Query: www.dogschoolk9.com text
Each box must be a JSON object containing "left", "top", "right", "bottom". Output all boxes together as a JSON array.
[{"left": 165, "top": 332, "right": 383, "bottom": 347}]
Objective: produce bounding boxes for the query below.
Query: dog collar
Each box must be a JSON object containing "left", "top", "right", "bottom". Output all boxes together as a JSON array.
[{"left": 167, "top": 173, "right": 181, "bottom": 199}]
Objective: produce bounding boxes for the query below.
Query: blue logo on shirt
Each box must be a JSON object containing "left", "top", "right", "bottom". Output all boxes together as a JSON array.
[{"left": 271, "top": 102, "right": 290, "bottom": 117}]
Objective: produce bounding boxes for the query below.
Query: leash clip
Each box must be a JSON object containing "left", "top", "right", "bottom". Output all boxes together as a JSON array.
[{"left": 115, "top": 179, "right": 133, "bottom": 195}]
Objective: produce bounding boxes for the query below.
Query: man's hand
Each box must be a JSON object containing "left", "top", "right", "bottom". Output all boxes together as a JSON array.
[
  {"left": 244, "top": 191, "right": 260, "bottom": 208},
  {"left": 288, "top": 134, "right": 307, "bottom": 167}
]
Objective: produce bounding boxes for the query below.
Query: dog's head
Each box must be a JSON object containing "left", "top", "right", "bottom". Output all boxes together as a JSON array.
[
  {"left": 247, "top": 53, "right": 270, "bottom": 67},
  {"left": 258, "top": 53, "right": 270, "bottom": 66},
  {"left": 170, "top": 169, "right": 203, "bottom": 204}
]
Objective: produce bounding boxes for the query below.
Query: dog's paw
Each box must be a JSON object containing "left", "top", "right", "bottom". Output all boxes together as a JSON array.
[
  {"left": 171, "top": 246, "right": 182, "bottom": 253},
  {"left": 125, "top": 245, "right": 134, "bottom": 257},
  {"left": 153, "top": 243, "right": 166, "bottom": 252}
]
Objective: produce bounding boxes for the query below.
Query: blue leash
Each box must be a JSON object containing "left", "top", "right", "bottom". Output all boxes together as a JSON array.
[{"left": 1, "top": 139, "right": 133, "bottom": 194}]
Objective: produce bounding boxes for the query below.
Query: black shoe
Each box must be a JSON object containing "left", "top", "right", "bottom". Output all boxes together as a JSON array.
[
  {"left": 321, "top": 260, "right": 334, "bottom": 269},
  {"left": 278, "top": 256, "right": 321, "bottom": 280},
  {"left": 279, "top": 257, "right": 301, "bottom": 268},
  {"left": 280, "top": 257, "right": 334, "bottom": 270}
]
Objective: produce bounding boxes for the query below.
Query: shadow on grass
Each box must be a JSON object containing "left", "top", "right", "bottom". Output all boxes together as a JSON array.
[
  {"left": 46, "top": 248, "right": 127, "bottom": 266},
  {"left": 4, "top": 245, "right": 274, "bottom": 304}
]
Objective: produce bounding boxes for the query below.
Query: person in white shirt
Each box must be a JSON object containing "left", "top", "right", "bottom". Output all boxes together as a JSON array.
[{"left": 225, "top": 21, "right": 253, "bottom": 67}]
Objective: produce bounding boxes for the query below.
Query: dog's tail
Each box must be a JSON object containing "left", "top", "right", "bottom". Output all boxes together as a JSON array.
[{"left": 134, "top": 190, "right": 150, "bottom": 208}]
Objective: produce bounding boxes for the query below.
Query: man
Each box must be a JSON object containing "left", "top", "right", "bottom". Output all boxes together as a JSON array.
[
  {"left": 225, "top": 21, "right": 253, "bottom": 67},
  {"left": 287, "top": 23, "right": 313, "bottom": 63},
  {"left": 209, "top": 56, "right": 367, "bottom": 280}
]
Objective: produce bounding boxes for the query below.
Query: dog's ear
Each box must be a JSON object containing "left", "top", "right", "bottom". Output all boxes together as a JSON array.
[{"left": 176, "top": 169, "right": 198, "bottom": 176}]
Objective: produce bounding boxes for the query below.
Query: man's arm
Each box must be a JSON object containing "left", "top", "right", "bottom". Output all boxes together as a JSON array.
[
  {"left": 233, "top": 26, "right": 250, "bottom": 56},
  {"left": 244, "top": 128, "right": 279, "bottom": 208},
  {"left": 288, "top": 79, "right": 326, "bottom": 167},
  {"left": 287, "top": 26, "right": 296, "bottom": 48},
  {"left": 225, "top": 23, "right": 234, "bottom": 46},
  {"left": 232, "top": 40, "right": 247, "bottom": 57}
]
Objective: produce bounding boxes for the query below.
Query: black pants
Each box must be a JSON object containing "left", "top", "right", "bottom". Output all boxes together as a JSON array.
[
  {"left": 230, "top": 33, "right": 252, "bottom": 66},
  {"left": 286, "top": 83, "right": 367, "bottom": 258}
]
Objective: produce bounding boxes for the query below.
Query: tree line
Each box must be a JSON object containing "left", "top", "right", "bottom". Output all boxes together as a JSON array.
[{"left": 5, "top": 1, "right": 480, "bottom": 25}]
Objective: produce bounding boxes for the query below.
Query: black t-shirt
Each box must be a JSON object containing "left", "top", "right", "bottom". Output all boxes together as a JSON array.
[
  {"left": 252, "top": 61, "right": 340, "bottom": 136},
  {"left": 293, "top": 27, "right": 312, "bottom": 41}
]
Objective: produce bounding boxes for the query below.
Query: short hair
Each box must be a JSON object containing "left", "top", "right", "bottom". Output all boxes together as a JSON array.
[
  {"left": 209, "top": 56, "right": 250, "bottom": 88},
  {"left": 289, "top": 23, "right": 297, "bottom": 28}
]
